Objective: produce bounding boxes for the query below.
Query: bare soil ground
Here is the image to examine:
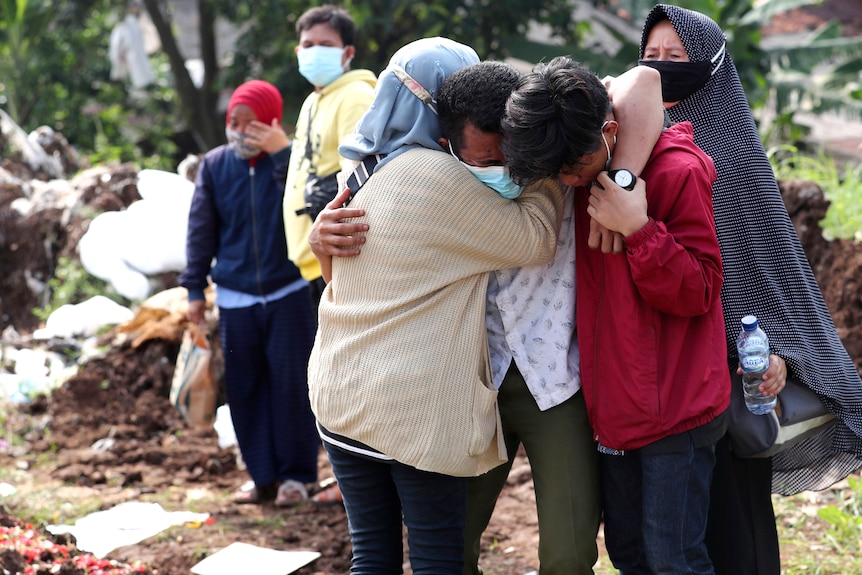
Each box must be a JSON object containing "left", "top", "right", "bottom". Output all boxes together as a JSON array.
[{"left": 1, "top": 335, "right": 540, "bottom": 574}]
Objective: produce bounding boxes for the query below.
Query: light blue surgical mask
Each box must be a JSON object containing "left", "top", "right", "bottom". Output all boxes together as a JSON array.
[
  {"left": 297, "top": 45, "right": 348, "bottom": 87},
  {"left": 448, "top": 141, "right": 524, "bottom": 199},
  {"left": 466, "top": 164, "right": 525, "bottom": 199}
]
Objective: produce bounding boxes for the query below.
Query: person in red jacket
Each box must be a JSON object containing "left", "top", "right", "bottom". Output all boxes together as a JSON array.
[{"left": 501, "top": 56, "right": 730, "bottom": 575}]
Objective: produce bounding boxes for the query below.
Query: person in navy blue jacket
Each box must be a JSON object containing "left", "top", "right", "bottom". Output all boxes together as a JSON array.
[{"left": 180, "top": 80, "right": 318, "bottom": 506}]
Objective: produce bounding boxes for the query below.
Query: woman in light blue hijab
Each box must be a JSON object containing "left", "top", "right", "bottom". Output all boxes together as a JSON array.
[
  {"left": 339, "top": 36, "right": 478, "bottom": 171},
  {"left": 308, "top": 37, "right": 565, "bottom": 574}
]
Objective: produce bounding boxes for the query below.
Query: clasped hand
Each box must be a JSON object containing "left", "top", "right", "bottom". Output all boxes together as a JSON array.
[
  {"left": 587, "top": 171, "right": 648, "bottom": 252},
  {"left": 308, "top": 186, "right": 368, "bottom": 258}
]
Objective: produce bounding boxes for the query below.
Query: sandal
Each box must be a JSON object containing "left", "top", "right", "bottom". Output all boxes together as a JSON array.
[
  {"left": 275, "top": 479, "right": 308, "bottom": 507},
  {"left": 232, "top": 480, "right": 277, "bottom": 504},
  {"left": 312, "top": 482, "right": 343, "bottom": 507}
]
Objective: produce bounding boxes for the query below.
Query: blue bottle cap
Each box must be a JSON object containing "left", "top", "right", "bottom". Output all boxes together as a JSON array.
[{"left": 741, "top": 315, "right": 759, "bottom": 331}]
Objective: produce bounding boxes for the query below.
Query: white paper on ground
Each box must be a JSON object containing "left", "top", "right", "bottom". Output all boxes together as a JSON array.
[
  {"left": 46, "top": 501, "right": 209, "bottom": 558},
  {"left": 191, "top": 541, "right": 320, "bottom": 575}
]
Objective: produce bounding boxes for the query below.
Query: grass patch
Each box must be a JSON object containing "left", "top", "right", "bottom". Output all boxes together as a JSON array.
[
  {"left": 770, "top": 145, "right": 862, "bottom": 241},
  {"left": 4, "top": 481, "right": 107, "bottom": 527},
  {"left": 774, "top": 472, "right": 862, "bottom": 574}
]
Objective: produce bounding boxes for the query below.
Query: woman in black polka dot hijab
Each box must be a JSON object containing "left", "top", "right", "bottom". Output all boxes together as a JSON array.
[{"left": 640, "top": 5, "right": 862, "bottom": 574}]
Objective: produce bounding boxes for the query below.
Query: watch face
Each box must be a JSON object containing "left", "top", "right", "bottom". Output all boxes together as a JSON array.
[{"left": 613, "top": 169, "right": 635, "bottom": 190}]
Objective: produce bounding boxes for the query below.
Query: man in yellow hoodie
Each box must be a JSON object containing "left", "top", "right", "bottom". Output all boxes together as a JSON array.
[{"left": 283, "top": 5, "right": 376, "bottom": 302}]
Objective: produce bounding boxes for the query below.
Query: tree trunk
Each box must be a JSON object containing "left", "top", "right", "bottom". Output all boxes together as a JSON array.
[
  {"left": 198, "top": 0, "right": 222, "bottom": 144},
  {"left": 141, "top": 0, "right": 222, "bottom": 151}
]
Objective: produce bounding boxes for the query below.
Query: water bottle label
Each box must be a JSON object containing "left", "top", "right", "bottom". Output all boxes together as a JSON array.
[{"left": 740, "top": 355, "right": 768, "bottom": 372}]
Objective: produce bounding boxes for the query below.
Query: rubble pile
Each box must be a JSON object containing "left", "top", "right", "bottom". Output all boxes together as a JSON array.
[{"left": 1, "top": 111, "right": 143, "bottom": 333}]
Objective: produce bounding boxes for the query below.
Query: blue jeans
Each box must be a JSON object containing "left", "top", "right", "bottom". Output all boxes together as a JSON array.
[
  {"left": 601, "top": 438, "right": 716, "bottom": 575},
  {"left": 323, "top": 442, "right": 467, "bottom": 574}
]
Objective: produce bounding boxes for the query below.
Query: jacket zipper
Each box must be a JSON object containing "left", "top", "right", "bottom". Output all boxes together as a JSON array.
[
  {"left": 249, "top": 165, "right": 264, "bottom": 299},
  {"left": 592, "top": 253, "right": 605, "bottom": 445}
]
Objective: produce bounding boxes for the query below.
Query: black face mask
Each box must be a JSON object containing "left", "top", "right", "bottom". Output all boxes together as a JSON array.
[{"left": 638, "top": 60, "right": 713, "bottom": 103}]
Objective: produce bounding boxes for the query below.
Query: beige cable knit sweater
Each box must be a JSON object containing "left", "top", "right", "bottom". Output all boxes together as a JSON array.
[{"left": 308, "top": 147, "right": 564, "bottom": 477}]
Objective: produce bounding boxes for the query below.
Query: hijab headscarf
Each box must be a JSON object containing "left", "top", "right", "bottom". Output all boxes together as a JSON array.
[
  {"left": 640, "top": 4, "right": 862, "bottom": 494},
  {"left": 226, "top": 79, "right": 284, "bottom": 125},
  {"left": 339, "top": 37, "right": 479, "bottom": 172}
]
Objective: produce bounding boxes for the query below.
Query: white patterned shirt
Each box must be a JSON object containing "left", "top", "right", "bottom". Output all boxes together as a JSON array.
[{"left": 486, "top": 187, "right": 580, "bottom": 411}]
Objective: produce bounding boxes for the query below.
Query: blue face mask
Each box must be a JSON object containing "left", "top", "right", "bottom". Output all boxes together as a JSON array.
[
  {"left": 297, "top": 45, "right": 347, "bottom": 87},
  {"left": 466, "top": 164, "right": 525, "bottom": 199},
  {"left": 448, "top": 142, "right": 524, "bottom": 199}
]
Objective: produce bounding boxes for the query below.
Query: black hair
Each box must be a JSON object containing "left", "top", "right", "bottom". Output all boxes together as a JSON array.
[
  {"left": 437, "top": 61, "right": 521, "bottom": 156},
  {"left": 501, "top": 56, "right": 611, "bottom": 185},
  {"left": 296, "top": 5, "right": 356, "bottom": 46}
]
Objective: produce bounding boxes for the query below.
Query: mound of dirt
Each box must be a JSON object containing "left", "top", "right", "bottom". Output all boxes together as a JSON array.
[{"left": 782, "top": 178, "right": 862, "bottom": 373}]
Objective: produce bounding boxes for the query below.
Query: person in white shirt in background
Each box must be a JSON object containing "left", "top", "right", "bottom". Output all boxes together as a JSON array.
[{"left": 109, "top": 2, "right": 155, "bottom": 90}]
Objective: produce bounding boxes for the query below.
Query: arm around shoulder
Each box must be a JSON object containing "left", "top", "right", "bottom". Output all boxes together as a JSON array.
[
  {"left": 504, "top": 178, "right": 566, "bottom": 266},
  {"left": 608, "top": 66, "right": 664, "bottom": 176}
]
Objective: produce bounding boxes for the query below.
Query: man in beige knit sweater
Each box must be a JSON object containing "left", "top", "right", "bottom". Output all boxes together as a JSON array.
[{"left": 310, "top": 60, "right": 663, "bottom": 575}]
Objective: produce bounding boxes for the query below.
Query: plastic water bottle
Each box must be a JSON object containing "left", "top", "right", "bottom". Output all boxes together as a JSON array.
[{"left": 736, "top": 315, "right": 776, "bottom": 415}]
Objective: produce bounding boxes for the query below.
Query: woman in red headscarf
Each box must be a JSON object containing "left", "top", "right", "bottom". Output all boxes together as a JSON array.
[{"left": 180, "top": 80, "right": 319, "bottom": 506}]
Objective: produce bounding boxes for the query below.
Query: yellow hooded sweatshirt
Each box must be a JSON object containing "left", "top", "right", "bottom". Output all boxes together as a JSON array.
[{"left": 283, "top": 68, "right": 377, "bottom": 282}]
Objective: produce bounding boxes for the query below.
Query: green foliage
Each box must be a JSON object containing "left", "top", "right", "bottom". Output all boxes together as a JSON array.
[
  {"left": 810, "top": 475, "right": 862, "bottom": 566},
  {"left": 213, "top": 0, "right": 580, "bottom": 119},
  {"left": 32, "top": 256, "right": 129, "bottom": 321},
  {"left": 84, "top": 69, "right": 181, "bottom": 171},
  {"left": 0, "top": 0, "right": 51, "bottom": 120},
  {"left": 659, "top": 0, "right": 862, "bottom": 137},
  {"left": 1, "top": 0, "right": 180, "bottom": 171},
  {"left": 767, "top": 21, "right": 862, "bottom": 130},
  {"left": 769, "top": 145, "right": 862, "bottom": 241},
  {"left": 772, "top": 473, "right": 862, "bottom": 574},
  {"left": 8, "top": 0, "right": 584, "bottom": 151},
  {"left": 4, "top": 0, "right": 860, "bottom": 177},
  {"left": 761, "top": 110, "right": 812, "bottom": 147}
]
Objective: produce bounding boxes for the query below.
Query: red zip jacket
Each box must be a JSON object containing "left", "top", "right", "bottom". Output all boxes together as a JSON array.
[{"left": 575, "top": 122, "right": 730, "bottom": 451}]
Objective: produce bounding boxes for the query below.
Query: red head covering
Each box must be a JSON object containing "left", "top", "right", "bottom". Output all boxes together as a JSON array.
[{"left": 226, "top": 80, "right": 284, "bottom": 125}]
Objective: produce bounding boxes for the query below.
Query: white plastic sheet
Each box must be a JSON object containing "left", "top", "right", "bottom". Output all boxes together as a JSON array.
[{"left": 47, "top": 501, "right": 209, "bottom": 558}]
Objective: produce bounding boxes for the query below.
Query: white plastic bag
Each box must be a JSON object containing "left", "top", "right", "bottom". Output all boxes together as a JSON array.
[{"left": 213, "top": 404, "right": 237, "bottom": 449}]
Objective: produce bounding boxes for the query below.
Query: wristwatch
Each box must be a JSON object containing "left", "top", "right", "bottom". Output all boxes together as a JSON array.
[{"left": 608, "top": 169, "right": 636, "bottom": 191}]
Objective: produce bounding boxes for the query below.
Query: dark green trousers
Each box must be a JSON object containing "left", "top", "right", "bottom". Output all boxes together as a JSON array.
[{"left": 463, "top": 362, "right": 601, "bottom": 575}]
